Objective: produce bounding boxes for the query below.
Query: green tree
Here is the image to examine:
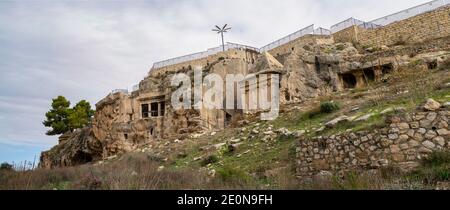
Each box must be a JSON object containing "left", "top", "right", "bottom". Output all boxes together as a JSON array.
[
  {"left": 0, "top": 162, "right": 13, "bottom": 171},
  {"left": 68, "top": 100, "right": 95, "bottom": 130},
  {"left": 43, "top": 96, "right": 71, "bottom": 135},
  {"left": 43, "top": 97, "right": 95, "bottom": 136}
]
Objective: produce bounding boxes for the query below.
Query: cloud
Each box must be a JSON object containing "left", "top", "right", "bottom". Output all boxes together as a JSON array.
[{"left": 0, "top": 0, "right": 431, "bottom": 162}]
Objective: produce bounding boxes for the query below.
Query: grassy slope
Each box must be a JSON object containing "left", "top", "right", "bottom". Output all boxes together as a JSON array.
[{"left": 167, "top": 68, "right": 450, "bottom": 189}]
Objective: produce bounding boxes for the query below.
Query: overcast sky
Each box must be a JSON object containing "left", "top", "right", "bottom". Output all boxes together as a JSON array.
[{"left": 0, "top": 0, "right": 430, "bottom": 163}]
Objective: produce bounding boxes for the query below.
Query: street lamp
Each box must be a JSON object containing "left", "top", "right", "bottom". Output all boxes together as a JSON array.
[{"left": 212, "top": 24, "right": 231, "bottom": 51}]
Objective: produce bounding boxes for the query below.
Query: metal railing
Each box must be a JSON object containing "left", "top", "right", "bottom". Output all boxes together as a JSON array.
[
  {"left": 152, "top": 42, "right": 260, "bottom": 69},
  {"left": 259, "top": 24, "right": 314, "bottom": 52},
  {"left": 331, "top": 18, "right": 365, "bottom": 33},
  {"left": 314, "top": 27, "right": 332, "bottom": 35},
  {"left": 111, "top": 89, "right": 128, "bottom": 94},
  {"left": 150, "top": 0, "right": 449, "bottom": 70},
  {"left": 368, "top": 0, "right": 448, "bottom": 26},
  {"left": 132, "top": 84, "right": 139, "bottom": 92},
  {"left": 225, "top": 42, "right": 260, "bottom": 52},
  {"left": 331, "top": 0, "right": 449, "bottom": 33}
]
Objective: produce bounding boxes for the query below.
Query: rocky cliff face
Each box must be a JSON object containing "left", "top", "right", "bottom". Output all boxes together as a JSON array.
[
  {"left": 40, "top": 127, "right": 102, "bottom": 169},
  {"left": 40, "top": 93, "right": 148, "bottom": 168}
]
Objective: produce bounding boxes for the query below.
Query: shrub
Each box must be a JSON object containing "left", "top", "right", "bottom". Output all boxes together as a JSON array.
[
  {"left": 216, "top": 165, "right": 250, "bottom": 183},
  {"left": 320, "top": 101, "right": 340, "bottom": 114},
  {"left": 74, "top": 173, "right": 103, "bottom": 190},
  {"left": 200, "top": 155, "right": 219, "bottom": 167},
  {"left": 409, "top": 152, "right": 450, "bottom": 184},
  {"left": 424, "top": 151, "right": 450, "bottom": 167}
]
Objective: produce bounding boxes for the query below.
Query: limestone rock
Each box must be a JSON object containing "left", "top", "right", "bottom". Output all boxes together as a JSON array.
[
  {"left": 437, "top": 129, "right": 450, "bottom": 136},
  {"left": 444, "top": 102, "right": 450, "bottom": 108},
  {"left": 354, "top": 113, "right": 375, "bottom": 122},
  {"left": 39, "top": 128, "right": 103, "bottom": 169},
  {"left": 248, "top": 52, "right": 283, "bottom": 74},
  {"left": 423, "top": 99, "right": 441, "bottom": 111},
  {"left": 422, "top": 141, "right": 436, "bottom": 149},
  {"left": 325, "top": 115, "right": 349, "bottom": 128}
]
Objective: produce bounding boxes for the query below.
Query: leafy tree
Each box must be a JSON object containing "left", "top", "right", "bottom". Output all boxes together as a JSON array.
[
  {"left": 43, "top": 96, "right": 95, "bottom": 136},
  {"left": 0, "top": 162, "right": 13, "bottom": 171},
  {"left": 68, "top": 100, "right": 95, "bottom": 130},
  {"left": 43, "top": 96, "right": 71, "bottom": 135}
]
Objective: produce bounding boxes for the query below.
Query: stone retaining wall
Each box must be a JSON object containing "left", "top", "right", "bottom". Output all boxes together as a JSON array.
[
  {"left": 359, "top": 6, "right": 450, "bottom": 47},
  {"left": 296, "top": 108, "right": 450, "bottom": 177},
  {"left": 333, "top": 6, "right": 450, "bottom": 47}
]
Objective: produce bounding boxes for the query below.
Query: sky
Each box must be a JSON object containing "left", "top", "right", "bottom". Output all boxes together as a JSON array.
[{"left": 0, "top": 0, "right": 431, "bottom": 164}]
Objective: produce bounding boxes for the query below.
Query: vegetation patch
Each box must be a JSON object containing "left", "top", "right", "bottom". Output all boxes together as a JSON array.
[{"left": 320, "top": 101, "right": 341, "bottom": 114}]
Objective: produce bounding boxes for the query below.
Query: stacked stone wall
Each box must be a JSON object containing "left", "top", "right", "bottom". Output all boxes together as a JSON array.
[{"left": 296, "top": 108, "right": 450, "bottom": 177}]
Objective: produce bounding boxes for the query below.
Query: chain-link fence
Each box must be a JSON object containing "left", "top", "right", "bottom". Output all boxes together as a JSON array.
[
  {"left": 112, "top": 89, "right": 128, "bottom": 94},
  {"left": 259, "top": 24, "right": 314, "bottom": 52}
]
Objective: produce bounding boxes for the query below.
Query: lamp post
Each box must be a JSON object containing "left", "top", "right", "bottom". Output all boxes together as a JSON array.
[{"left": 212, "top": 24, "right": 231, "bottom": 51}]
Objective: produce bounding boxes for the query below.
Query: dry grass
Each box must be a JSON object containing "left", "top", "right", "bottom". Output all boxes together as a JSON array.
[{"left": 0, "top": 153, "right": 259, "bottom": 190}]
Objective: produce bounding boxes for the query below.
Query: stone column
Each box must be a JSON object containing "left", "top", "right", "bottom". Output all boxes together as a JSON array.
[
  {"left": 374, "top": 68, "right": 383, "bottom": 82},
  {"left": 158, "top": 102, "right": 161, "bottom": 117},
  {"left": 353, "top": 71, "right": 366, "bottom": 89}
]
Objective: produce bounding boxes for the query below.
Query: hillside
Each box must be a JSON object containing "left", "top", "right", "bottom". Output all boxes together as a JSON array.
[
  {"left": 1, "top": 60, "right": 449, "bottom": 189},
  {"left": 2, "top": 4, "right": 450, "bottom": 190}
]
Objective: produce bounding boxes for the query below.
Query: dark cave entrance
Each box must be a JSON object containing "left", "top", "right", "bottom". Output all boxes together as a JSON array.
[
  {"left": 382, "top": 63, "right": 394, "bottom": 75},
  {"left": 225, "top": 112, "right": 233, "bottom": 127},
  {"left": 341, "top": 73, "right": 357, "bottom": 89},
  {"left": 363, "top": 69, "right": 376, "bottom": 82},
  {"left": 72, "top": 151, "right": 94, "bottom": 165}
]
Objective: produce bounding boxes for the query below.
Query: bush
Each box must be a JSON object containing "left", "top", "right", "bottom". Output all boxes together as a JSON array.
[
  {"left": 320, "top": 101, "right": 340, "bottom": 114},
  {"left": 409, "top": 152, "right": 450, "bottom": 183},
  {"left": 216, "top": 165, "right": 250, "bottom": 183},
  {"left": 424, "top": 151, "right": 450, "bottom": 167},
  {"left": 200, "top": 155, "right": 219, "bottom": 167},
  {"left": 0, "top": 163, "right": 13, "bottom": 171}
]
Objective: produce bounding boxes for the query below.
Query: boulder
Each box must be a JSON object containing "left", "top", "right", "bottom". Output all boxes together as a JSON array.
[{"left": 423, "top": 99, "right": 441, "bottom": 111}]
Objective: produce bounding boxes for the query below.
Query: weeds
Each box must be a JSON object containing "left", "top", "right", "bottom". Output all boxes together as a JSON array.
[{"left": 320, "top": 101, "right": 340, "bottom": 114}]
